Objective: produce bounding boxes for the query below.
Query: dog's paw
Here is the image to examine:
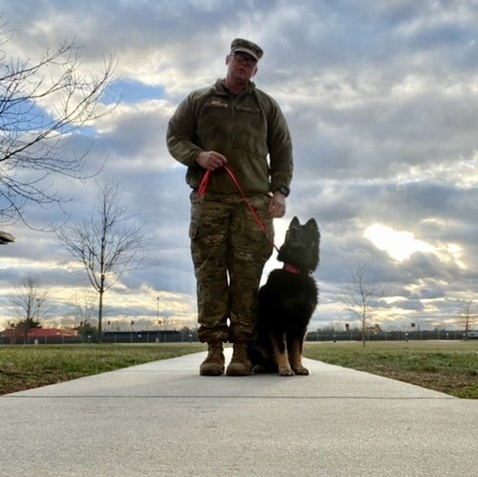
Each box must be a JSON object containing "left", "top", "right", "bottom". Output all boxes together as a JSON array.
[
  {"left": 278, "top": 367, "right": 295, "bottom": 377},
  {"left": 292, "top": 366, "right": 310, "bottom": 376}
]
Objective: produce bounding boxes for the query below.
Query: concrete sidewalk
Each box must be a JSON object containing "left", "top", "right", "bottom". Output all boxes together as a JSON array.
[{"left": 1, "top": 349, "right": 478, "bottom": 477}]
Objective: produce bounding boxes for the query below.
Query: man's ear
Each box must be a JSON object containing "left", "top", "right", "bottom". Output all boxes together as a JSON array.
[
  {"left": 225, "top": 54, "right": 231, "bottom": 65},
  {"left": 252, "top": 65, "right": 258, "bottom": 77}
]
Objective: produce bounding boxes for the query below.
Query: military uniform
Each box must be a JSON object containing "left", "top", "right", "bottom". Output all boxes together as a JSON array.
[
  {"left": 189, "top": 190, "right": 273, "bottom": 343},
  {"left": 166, "top": 39, "right": 293, "bottom": 372}
]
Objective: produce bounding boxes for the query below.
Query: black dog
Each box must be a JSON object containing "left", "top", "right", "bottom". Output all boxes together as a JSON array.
[{"left": 250, "top": 217, "right": 320, "bottom": 376}]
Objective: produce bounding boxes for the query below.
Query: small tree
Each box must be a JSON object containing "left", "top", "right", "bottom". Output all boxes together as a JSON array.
[
  {"left": 56, "top": 181, "right": 152, "bottom": 341},
  {"left": 9, "top": 275, "right": 47, "bottom": 342},
  {"left": 77, "top": 320, "right": 98, "bottom": 343},
  {"left": 338, "top": 263, "right": 382, "bottom": 346},
  {"left": 457, "top": 300, "right": 477, "bottom": 339},
  {"left": 0, "top": 23, "right": 115, "bottom": 226},
  {"left": 71, "top": 292, "right": 97, "bottom": 328}
]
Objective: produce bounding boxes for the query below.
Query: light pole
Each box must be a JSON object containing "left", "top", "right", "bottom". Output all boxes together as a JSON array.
[{"left": 156, "top": 296, "right": 162, "bottom": 342}]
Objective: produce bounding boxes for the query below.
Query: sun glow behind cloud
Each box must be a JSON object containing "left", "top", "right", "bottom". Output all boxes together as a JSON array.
[
  {"left": 363, "top": 224, "right": 435, "bottom": 262},
  {"left": 1, "top": 0, "right": 478, "bottom": 332}
]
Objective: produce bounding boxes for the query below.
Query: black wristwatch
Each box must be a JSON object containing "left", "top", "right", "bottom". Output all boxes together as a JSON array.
[{"left": 274, "top": 185, "right": 290, "bottom": 197}]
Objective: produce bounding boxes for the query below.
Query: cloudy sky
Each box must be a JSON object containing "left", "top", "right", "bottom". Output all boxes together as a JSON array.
[{"left": 1, "top": 0, "right": 477, "bottom": 333}]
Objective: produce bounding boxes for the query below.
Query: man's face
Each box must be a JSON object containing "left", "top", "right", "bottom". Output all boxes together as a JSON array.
[{"left": 227, "top": 51, "right": 258, "bottom": 82}]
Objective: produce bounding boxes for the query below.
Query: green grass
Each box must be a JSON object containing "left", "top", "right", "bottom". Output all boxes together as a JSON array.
[
  {"left": 304, "top": 340, "right": 478, "bottom": 399},
  {"left": 0, "top": 343, "right": 206, "bottom": 395},
  {"left": 2, "top": 341, "right": 478, "bottom": 399}
]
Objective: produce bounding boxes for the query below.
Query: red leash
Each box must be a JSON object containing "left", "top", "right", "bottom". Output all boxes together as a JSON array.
[{"left": 198, "top": 167, "right": 280, "bottom": 253}]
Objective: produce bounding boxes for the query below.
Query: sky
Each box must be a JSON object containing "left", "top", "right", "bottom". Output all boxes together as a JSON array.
[{"left": 0, "top": 0, "right": 477, "bottom": 333}]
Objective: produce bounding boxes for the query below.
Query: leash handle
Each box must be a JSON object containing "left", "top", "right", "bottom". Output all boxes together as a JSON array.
[
  {"left": 198, "top": 167, "right": 280, "bottom": 253},
  {"left": 198, "top": 169, "right": 211, "bottom": 198}
]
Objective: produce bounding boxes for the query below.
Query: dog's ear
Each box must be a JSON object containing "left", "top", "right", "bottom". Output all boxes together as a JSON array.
[
  {"left": 290, "top": 216, "right": 300, "bottom": 227},
  {"left": 305, "top": 218, "right": 318, "bottom": 232}
]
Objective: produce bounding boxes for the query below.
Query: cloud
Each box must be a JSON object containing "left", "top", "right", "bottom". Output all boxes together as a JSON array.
[
  {"left": 1, "top": 0, "right": 477, "bottom": 332},
  {"left": 363, "top": 224, "right": 435, "bottom": 262}
]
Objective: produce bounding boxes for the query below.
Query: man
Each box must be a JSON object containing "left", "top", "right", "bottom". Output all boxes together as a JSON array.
[{"left": 167, "top": 38, "right": 293, "bottom": 376}]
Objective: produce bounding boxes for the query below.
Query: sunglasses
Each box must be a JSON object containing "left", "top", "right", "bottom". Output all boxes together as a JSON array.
[{"left": 231, "top": 51, "right": 257, "bottom": 67}]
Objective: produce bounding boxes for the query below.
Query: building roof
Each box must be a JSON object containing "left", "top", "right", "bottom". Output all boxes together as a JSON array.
[{"left": 1, "top": 328, "right": 78, "bottom": 337}]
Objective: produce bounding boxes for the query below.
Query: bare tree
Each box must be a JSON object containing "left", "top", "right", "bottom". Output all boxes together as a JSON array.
[
  {"left": 338, "top": 263, "right": 382, "bottom": 346},
  {"left": 71, "top": 292, "right": 97, "bottom": 327},
  {"left": 9, "top": 275, "right": 47, "bottom": 342},
  {"left": 457, "top": 300, "right": 477, "bottom": 339},
  {"left": 56, "top": 181, "right": 152, "bottom": 340},
  {"left": 0, "top": 23, "right": 115, "bottom": 226}
]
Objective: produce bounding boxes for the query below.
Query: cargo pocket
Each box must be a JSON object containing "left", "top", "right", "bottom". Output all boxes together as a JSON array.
[{"left": 189, "top": 221, "right": 199, "bottom": 241}]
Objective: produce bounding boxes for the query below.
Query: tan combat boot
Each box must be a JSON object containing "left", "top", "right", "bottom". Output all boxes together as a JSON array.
[
  {"left": 199, "top": 342, "right": 225, "bottom": 376},
  {"left": 226, "top": 342, "right": 252, "bottom": 376}
]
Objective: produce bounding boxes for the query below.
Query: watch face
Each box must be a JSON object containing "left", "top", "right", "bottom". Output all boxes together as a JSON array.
[{"left": 278, "top": 186, "right": 290, "bottom": 197}]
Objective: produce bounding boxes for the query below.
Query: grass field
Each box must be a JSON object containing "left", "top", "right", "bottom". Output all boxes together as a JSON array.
[
  {"left": 0, "top": 343, "right": 206, "bottom": 395},
  {"left": 304, "top": 340, "right": 478, "bottom": 399},
  {"left": 1, "top": 341, "right": 477, "bottom": 398}
]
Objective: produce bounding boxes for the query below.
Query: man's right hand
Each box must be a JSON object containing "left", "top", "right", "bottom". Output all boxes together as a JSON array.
[{"left": 196, "top": 151, "right": 227, "bottom": 171}]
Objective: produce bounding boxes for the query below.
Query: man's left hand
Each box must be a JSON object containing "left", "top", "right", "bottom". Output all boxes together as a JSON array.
[{"left": 269, "top": 192, "right": 286, "bottom": 218}]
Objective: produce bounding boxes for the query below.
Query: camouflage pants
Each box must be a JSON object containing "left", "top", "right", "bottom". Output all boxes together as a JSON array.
[{"left": 189, "top": 191, "right": 274, "bottom": 343}]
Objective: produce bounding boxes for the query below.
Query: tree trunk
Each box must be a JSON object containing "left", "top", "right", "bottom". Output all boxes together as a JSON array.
[{"left": 98, "top": 288, "right": 104, "bottom": 343}]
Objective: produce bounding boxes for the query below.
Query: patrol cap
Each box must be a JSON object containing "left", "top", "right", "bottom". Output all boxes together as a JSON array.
[{"left": 230, "top": 38, "right": 263, "bottom": 61}]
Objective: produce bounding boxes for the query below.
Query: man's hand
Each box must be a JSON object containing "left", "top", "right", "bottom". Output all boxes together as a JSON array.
[
  {"left": 269, "top": 191, "right": 286, "bottom": 218},
  {"left": 196, "top": 151, "right": 227, "bottom": 171}
]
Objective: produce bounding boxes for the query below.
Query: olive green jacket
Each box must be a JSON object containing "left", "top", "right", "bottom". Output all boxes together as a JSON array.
[{"left": 166, "top": 79, "right": 293, "bottom": 195}]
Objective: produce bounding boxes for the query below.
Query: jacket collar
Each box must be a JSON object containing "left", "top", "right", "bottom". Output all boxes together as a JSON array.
[{"left": 214, "top": 78, "right": 256, "bottom": 96}]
